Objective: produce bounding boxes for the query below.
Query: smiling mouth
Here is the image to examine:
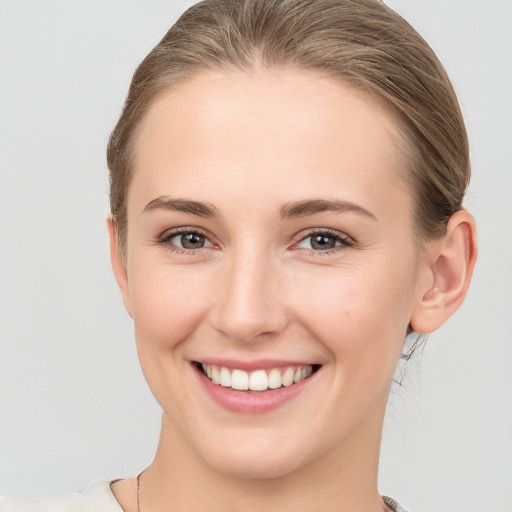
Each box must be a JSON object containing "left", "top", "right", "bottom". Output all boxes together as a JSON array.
[{"left": 194, "top": 362, "right": 320, "bottom": 392}]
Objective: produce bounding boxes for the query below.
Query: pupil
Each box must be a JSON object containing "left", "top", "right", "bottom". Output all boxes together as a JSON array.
[
  {"left": 311, "top": 234, "right": 335, "bottom": 250},
  {"left": 181, "top": 233, "right": 204, "bottom": 249}
]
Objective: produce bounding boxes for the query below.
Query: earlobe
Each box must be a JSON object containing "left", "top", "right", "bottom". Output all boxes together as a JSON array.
[
  {"left": 410, "top": 210, "right": 477, "bottom": 334},
  {"left": 107, "top": 215, "right": 133, "bottom": 317}
]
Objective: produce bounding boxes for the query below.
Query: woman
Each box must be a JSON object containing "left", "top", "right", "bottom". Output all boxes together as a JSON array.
[{"left": 0, "top": 0, "right": 478, "bottom": 511}]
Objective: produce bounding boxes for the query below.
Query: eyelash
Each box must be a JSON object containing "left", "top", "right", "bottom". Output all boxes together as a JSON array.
[
  {"left": 293, "top": 228, "right": 354, "bottom": 256},
  {"left": 158, "top": 227, "right": 215, "bottom": 255},
  {"left": 157, "top": 227, "right": 353, "bottom": 256}
]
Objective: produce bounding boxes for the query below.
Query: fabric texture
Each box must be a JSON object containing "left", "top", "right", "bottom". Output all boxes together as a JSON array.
[
  {"left": 0, "top": 480, "right": 410, "bottom": 511},
  {"left": 383, "top": 495, "right": 410, "bottom": 512},
  {"left": 0, "top": 481, "right": 122, "bottom": 512}
]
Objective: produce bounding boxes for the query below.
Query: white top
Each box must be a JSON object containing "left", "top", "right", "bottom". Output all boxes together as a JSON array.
[
  {"left": 0, "top": 481, "right": 122, "bottom": 512},
  {"left": 0, "top": 480, "right": 410, "bottom": 512}
]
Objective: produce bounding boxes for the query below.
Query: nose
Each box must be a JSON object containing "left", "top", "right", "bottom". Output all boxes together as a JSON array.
[{"left": 209, "top": 249, "right": 288, "bottom": 343}]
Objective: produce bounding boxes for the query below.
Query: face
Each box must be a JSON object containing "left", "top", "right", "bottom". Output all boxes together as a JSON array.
[{"left": 115, "top": 68, "right": 430, "bottom": 479}]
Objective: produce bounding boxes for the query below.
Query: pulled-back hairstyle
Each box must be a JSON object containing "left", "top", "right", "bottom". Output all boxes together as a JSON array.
[{"left": 107, "top": 0, "right": 469, "bottom": 253}]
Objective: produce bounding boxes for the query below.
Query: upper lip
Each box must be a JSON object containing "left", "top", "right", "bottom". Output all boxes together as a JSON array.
[{"left": 193, "top": 358, "right": 319, "bottom": 372}]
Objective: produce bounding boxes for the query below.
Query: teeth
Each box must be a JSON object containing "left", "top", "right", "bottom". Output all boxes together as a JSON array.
[
  {"left": 249, "top": 370, "right": 268, "bottom": 391},
  {"left": 231, "top": 369, "right": 249, "bottom": 390},
  {"left": 220, "top": 367, "right": 231, "bottom": 387},
  {"left": 281, "top": 367, "right": 294, "bottom": 387},
  {"left": 268, "top": 368, "right": 282, "bottom": 389},
  {"left": 199, "top": 363, "right": 315, "bottom": 392}
]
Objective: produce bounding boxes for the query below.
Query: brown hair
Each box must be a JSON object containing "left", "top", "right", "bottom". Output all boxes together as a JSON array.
[{"left": 107, "top": 0, "right": 469, "bottom": 253}]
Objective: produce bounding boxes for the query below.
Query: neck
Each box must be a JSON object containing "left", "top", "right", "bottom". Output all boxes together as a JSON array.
[{"left": 140, "top": 400, "right": 388, "bottom": 512}]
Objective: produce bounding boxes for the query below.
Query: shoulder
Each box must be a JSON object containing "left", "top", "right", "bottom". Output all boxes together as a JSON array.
[
  {"left": 0, "top": 481, "right": 123, "bottom": 512},
  {"left": 383, "top": 495, "right": 410, "bottom": 512}
]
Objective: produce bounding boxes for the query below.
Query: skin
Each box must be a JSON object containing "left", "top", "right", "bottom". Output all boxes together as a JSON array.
[{"left": 108, "top": 68, "right": 477, "bottom": 512}]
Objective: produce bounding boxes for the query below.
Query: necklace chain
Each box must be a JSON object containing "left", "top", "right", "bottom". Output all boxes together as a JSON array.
[{"left": 137, "top": 470, "right": 142, "bottom": 512}]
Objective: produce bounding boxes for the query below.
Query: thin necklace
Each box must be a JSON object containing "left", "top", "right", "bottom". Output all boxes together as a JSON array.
[{"left": 137, "top": 470, "right": 143, "bottom": 512}]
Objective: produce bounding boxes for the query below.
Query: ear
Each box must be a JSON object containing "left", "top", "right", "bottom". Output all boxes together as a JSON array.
[
  {"left": 410, "top": 209, "right": 477, "bottom": 334},
  {"left": 107, "top": 215, "right": 133, "bottom": 317}
]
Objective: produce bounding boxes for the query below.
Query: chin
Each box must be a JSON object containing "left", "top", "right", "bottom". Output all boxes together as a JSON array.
[
  {"left": 206, "top": 451, "right": 305, "bottom": 480},
  {"left": 194, "top": 431, "right": 312, "bottom": 480}
]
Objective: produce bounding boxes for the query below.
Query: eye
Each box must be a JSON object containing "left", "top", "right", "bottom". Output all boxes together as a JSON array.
[
  {"left": 160, "top": 229, "right": 215, "bottom": 252},
  {"left": 295, "top": 230, "right": 352, "bottom": 252}
]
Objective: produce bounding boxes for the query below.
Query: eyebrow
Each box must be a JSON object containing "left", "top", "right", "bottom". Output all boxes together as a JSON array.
[
  {"left": 279, "top": 199, "right": 377, "bottom": 221},
  {"left": 143, "top": 196, "right": 377, "bottom": 221},
  {"left": 143, "top": 196, "right": 221, "bottom": 218}
]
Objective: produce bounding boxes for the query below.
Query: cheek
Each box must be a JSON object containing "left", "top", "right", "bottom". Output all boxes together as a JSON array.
[
  {"left": 291, "top": 257, "right": 417, "bottom": 368},
  {"left": 127, "top": 261, "right": 214, "bottom": 412},
  {"left": 129, "top": 263, "right": 211, "bottom": 351}
]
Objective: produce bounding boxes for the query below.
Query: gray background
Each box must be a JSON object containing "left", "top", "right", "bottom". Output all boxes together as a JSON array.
[{"left": 0, "top": 1, "right": 511, "bottom": 511}]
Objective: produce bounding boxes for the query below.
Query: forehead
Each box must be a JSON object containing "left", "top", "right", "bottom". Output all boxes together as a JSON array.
[{"left": 131, "top": 68, "right": 409, "bottom": 215}]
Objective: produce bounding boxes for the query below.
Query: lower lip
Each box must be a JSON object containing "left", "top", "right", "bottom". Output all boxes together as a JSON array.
[{"left": 194, "top": 365, "right": 316, "bottom": 414}]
